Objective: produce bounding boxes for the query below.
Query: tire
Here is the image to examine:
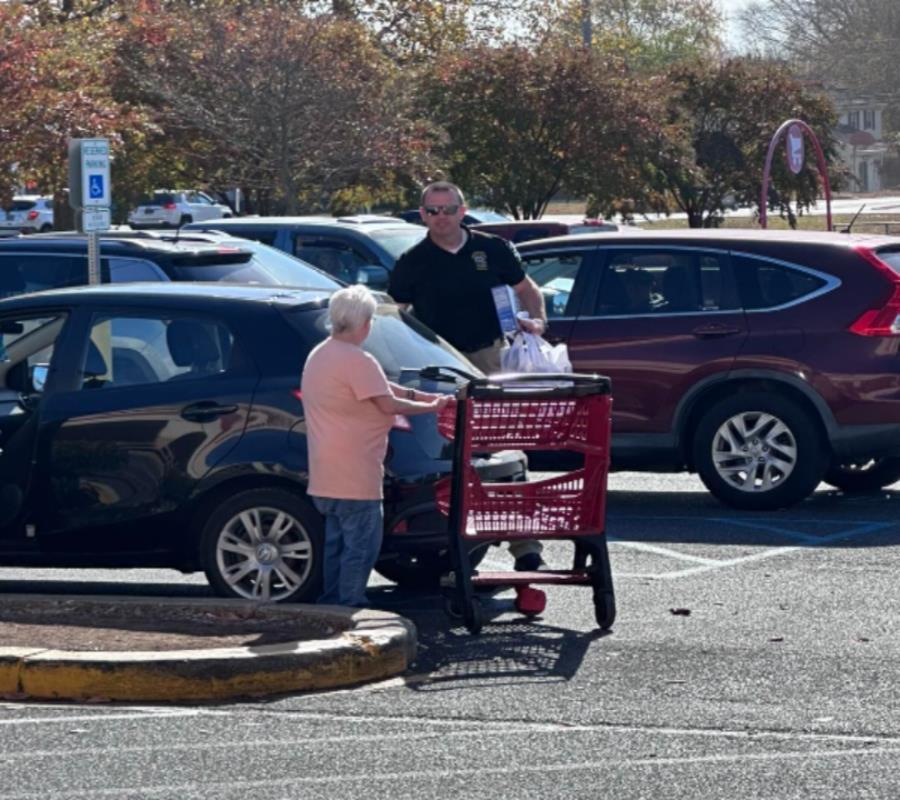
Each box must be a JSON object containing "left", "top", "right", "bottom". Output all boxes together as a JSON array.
[
  {"left": 824, "top": 456, "right": 900, "bottom": 493},
  {"left": 375, "top": 546, "right": 487, "bottom": 589},
  {"left": 39, "top": 224, "right": 52, "bottom": 233},
  {"left": 693, "top": 391, "right": 827, "bottom": 510},
  {"left": 199, "top": 488, "right": 322, "bottom": 603}
]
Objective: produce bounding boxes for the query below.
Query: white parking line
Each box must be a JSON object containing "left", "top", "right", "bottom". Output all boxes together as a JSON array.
[{"left": 608, "top": 518, "right": 894, "bottom": 580}]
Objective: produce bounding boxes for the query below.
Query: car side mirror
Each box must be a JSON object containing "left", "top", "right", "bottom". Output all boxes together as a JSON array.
[
  {"left": 30, "top": 363, "right": 49, "bottom": 393},
  {"left": 356, "top": 265, "right": 390, "bottom": 290}
]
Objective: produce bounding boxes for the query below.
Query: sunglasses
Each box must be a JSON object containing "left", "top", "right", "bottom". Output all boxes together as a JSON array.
[{"left": 423, "top": 204, "right": 461, "bottom": 217}]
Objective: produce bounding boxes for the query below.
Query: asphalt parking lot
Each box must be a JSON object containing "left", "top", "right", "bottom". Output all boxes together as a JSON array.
[{"left": 2, "top": 472, "right": 900, "bottom": 799}]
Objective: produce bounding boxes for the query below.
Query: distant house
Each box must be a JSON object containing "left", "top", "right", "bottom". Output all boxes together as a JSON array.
[{"left": 831, "top": 90, "right": 890, "bottom": 192}]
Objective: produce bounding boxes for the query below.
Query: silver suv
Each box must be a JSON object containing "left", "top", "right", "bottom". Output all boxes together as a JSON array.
[
  {"left": 127, "top": 190, "right": 232, "bottom": 229},
  {"left": 0, "top": 196, "right": 54, "bottom": 235}
]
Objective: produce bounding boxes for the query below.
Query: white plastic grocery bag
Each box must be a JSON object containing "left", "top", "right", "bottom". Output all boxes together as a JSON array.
[{"left": 501, "top": 331, "right": 572, "bottom": 374}]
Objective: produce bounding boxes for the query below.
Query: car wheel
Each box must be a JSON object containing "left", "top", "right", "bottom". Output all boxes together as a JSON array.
[
  {"left": 824, "top": 456, "right": 900, "bottom": 493},
  {"left": 375, "top": 546, "right": 487, "bottom": 589},
  {"left": 179, "top": 214, "right": 193, "bottom": 227},
  {"left": 199, "top": 488, "right": 322, "bottom": 603},
  {"left": 693, "top": 392, "right": 826, "bottom": 510},
  {"left": 39, "top": 224, "right": 52, "bottom": 233}
]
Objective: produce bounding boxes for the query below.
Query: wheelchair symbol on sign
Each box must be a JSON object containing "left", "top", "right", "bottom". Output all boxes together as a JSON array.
[{"left": 89, "top": 175, "right": 104, "bottom": 200}]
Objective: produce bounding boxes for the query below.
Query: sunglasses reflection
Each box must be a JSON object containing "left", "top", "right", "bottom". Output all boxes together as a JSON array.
[{"left": 423, "top": 205, "right": 460, "bottom": 216}]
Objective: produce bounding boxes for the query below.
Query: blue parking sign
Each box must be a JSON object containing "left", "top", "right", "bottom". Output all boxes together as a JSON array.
[{"left": 89, "top": 174, "right": 104, "bottom": 200}]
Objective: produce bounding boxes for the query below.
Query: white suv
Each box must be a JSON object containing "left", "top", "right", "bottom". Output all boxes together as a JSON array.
[
  {"left": 127, "top": 190, "right": 232, "bottom": 229},
  {"left": 0, "top": 195, "right": 54, "bottom": 235}
]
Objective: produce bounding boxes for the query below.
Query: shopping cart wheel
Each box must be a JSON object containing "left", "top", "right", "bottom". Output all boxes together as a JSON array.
[
  {"left": 594, "top": 592, "right": 616, "bottom": 631},
  {"left": 443, "top": 596, "right": 464, "bottom": 620},
  {"left": 515, "top": 585, "right": 546, "bottom": 617},
  {"left": 464, "top": 598, "right": 483, "bottom": 635}
]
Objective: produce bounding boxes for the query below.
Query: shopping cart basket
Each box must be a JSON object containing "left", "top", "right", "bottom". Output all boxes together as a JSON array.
[{"left": 434, "top": 371, "right": 614, "bottom": 634}]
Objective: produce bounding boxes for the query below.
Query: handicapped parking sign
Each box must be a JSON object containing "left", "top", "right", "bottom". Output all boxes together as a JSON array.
[{"left": 88, "top": 174, "right": 104, "bottom": 200}]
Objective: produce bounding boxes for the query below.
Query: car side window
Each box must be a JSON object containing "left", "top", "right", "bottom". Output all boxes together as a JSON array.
[
  {"left": 595, "top": 250, "right": 738, "bottom": 316},
  {"left": 108, "top": 257, "right": 167, "bottom": 283},
  {"left": 732, "top": 255, "right": 827, "bottom": 310},
  {"left": 523, "top": 253, "right": 586, "bottom": 318},
  {"left": 294, "top": 240, "right": 364, "bottom": 283},
  {"left": 0, "top": 255, "right": 88, "bottom": 297},
  {"left": 0, "top": 315, "right": 65, "bottom": 393},
  {"left": 79, "top": 314, "right": 235, "bottom": 390}
]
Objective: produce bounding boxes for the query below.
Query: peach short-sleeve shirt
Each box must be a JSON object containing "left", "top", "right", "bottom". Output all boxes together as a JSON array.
[{"left": 301, "top": 338, "right": 393, "bottom": 500}]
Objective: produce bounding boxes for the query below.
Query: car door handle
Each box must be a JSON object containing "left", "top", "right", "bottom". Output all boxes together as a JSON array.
[
  {"left": 692, "top": 324, "right": 742, "bottom": 339},
  {"left": 180, "top": 401, "right": 238, "bottom": 422}
]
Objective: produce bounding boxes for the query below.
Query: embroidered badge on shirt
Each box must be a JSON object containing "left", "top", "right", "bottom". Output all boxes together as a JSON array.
[{"left": 472, "top": 251, "right": 489, "bottom": 271}]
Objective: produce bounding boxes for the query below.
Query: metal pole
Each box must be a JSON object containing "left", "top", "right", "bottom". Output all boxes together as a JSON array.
[
  {"left": 87, "top": 230, "right": 100, "bottom": 284},
  {"left": 760, "top": 118, "right": 833, "bottom": 231}
]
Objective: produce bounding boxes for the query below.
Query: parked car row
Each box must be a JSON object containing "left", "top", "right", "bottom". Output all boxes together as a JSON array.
[{"left": 3, "top": 216, "right": 900, "bottom": 601}]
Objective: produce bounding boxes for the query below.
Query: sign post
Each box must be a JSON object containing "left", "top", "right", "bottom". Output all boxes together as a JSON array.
[
  {"left": 759, "top": 119, "right": 831, "bottom": 231},
  {"left": 68, "top": 138, "right": 111, "bottom": 284}
]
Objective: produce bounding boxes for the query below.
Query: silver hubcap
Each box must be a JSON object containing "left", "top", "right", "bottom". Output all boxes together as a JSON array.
[
  {"left": 711, "top": 411, "right": 797, "bottom": 493},
  {"left": 215, "top": 506, "right": 313, "bottom": 601}
]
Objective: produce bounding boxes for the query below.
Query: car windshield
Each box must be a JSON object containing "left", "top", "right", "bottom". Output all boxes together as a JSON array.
[
  {"left": 367, "top": 228, "right": 427, "bottom": 260},
  {"left": 168, "top": 243, "right": 341, "bottom": 289}
]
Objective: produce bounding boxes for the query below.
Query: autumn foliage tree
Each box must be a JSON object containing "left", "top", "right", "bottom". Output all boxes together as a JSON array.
[
  {"left": 418, "top": 44, "right": 661, "bottom": 219},
  {"left": 116, "top": 3, "right": 431, "bottom": 213},
  {"left": 649, "top": 58, "right": 839, "bottom": 227},
  {"left": 0, "top": 3, "right": 147, "bottom": 208}
]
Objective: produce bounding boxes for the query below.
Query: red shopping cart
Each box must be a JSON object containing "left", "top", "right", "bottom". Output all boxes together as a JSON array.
[{"left": 434, "top": 371, "right": 614, "bottom": 634}]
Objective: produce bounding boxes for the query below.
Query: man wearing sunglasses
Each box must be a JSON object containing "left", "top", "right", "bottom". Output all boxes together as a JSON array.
[
  {"left": 388, "top": 180, "right": 548, "bottom": 572},
  {"left": 389, "top": 181, "right": 547, "bottom": 375}
]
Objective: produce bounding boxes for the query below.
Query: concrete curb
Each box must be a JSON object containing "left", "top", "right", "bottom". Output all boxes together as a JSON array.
[{"left": 0, "top": 595, "right": 417, "bottom": 702}]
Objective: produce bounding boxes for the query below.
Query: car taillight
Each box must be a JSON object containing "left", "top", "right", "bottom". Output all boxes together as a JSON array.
[
  {"left": 291, "top": 388, "right": 303, "bottom": 404},
  {"left": 26, "top": 210, "right": 38, "bottom": 220},
  {"left": 162, "top": 202, "right": 177, "bottom": 210},
  {"left": 849, "top": 246, "right": 900, "bottom": 336}
]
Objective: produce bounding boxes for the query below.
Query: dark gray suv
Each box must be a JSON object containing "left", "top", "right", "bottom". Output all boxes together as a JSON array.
[{"left": 184, "top": 216, "right": 426, "bottom": 289}]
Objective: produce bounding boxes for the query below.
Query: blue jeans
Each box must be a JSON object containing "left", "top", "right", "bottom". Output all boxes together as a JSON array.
[{"left": 311, "top": 497, "right": 383, "bottom": 607}]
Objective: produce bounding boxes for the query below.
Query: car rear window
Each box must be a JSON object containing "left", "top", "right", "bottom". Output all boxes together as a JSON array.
[
  {"left": 139, "top": 193, "right": 176, "bottom": 206},
  {"left": 166, "top": 249, "right": 328, "bottom": 286},
  {"left": 9, "top": 200, "right": 36, "bottom": 212},
  {"left": 874, "top": 248, "right": 900, "bottom": 274},
  {"left": 367, "top": 228, "right": 427, "bottom": 260},
  {"left": 282, "top": 303, "right": 474, "bottom": 379}
]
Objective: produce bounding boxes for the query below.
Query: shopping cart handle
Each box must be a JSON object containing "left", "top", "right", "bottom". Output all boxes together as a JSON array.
[
  {"left": 466, "top": 372, "right": 611, "bottom": 398},
  {"left": 417, "top": 365, "right": 480, "bottom": 383}
]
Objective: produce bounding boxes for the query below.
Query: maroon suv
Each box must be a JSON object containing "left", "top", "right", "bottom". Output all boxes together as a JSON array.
[{"left": 517, "top": 229, "right": 900, "bottom": 509}]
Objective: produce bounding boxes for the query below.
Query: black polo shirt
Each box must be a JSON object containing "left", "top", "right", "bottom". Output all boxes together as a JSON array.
[{"left": 389, "top": 229, "right": 526, "bottom": 352}]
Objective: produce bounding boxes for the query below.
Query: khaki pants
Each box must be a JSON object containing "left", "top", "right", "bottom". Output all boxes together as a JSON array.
[
  {"left": 462, "top": 338, "right": 542, "bottom": 562},
  {"left": 464, "top": 339, "right": 509, "bottom": 376}
]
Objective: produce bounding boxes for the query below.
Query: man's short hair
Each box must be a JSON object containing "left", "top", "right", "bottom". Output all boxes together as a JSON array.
[
  {"left": 421, "top": 181, "right": 466, "bottom": 207},
  {"left": 328, "top": 284, "right": 377, "bottom": 334}
]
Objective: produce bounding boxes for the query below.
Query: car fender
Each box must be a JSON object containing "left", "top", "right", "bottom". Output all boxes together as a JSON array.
[{"left": 673, "top": 368, "right": 837, "bottom": 453}]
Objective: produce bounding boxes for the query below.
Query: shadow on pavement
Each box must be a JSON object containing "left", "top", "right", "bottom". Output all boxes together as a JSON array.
[{"left": 369, "top": 584, "right": 606, "bottom": 690}]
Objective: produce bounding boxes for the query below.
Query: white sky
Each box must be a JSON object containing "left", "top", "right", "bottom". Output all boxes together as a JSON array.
[{"left": 718, "top": 0, "right": 758, "bottom": 50}]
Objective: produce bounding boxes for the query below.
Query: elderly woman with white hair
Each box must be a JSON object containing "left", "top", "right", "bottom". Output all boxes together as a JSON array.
[{"left": 301, "top": 284, "right": 450, "bottom": 608}]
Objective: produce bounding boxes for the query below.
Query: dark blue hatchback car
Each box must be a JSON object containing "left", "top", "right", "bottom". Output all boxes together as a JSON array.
[{"left": 0, "top": 284, "right": 524, "bottom": 601}]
